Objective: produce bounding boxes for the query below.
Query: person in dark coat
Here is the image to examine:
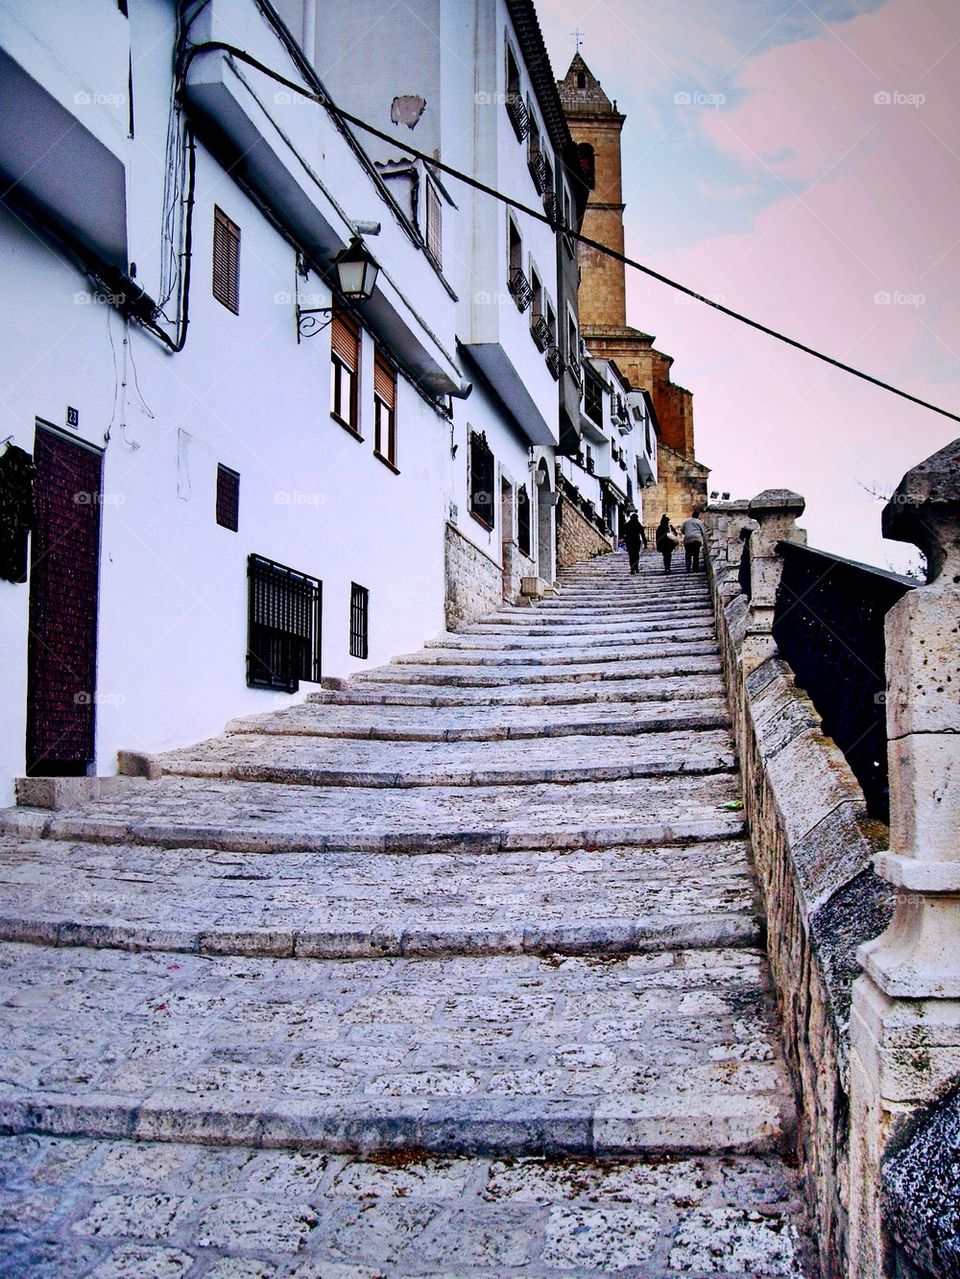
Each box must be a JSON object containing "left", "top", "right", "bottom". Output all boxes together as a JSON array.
[
  {"left": 623, "top": 511, "right": 645, "bottom": 573},
  {"left": 655, "top": 513, "right": 678, "bottom": 574}
]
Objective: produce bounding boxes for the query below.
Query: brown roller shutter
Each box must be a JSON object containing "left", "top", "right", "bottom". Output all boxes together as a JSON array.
[
  {"left": 374, "top": 354, "right": 395, "bottom": 407},
  {"left": 331, "top": 311, "right": 359, "bottom": 369}
]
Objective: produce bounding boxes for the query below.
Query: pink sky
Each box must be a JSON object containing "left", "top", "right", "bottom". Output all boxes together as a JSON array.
[{"left": 539, "top": 0, "right": 960, "bottom": 571}]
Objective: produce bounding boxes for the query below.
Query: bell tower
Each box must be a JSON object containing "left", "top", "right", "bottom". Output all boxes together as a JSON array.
[
  {"left": 558, "top": 52, "right": 709, "bottom": 523},
  {"left": 557, "top": 53, "right": 627, "bottom": 332}
]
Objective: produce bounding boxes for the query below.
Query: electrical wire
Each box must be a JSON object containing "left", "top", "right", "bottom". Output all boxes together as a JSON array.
[{"left": 179, "top": 40, "right": 960, "bottom": 428}]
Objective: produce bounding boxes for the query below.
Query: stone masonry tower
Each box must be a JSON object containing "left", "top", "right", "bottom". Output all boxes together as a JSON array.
[{"left": 558, "top": 53, "right": 709, "bottom": 527}]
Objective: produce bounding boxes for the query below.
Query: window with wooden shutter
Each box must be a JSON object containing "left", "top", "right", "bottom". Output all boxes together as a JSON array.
[
  {"left": 373, "top": 351, "right": 397, "bottom": 469},
  {"left": 425, "top": 180, "right": 442, "bottom": 268},
  {"left": 330, "top": 309, "right": 361, "bottom": 434},
  {"left": 212, "top": 207, "right": 240, "bottom": 314}
]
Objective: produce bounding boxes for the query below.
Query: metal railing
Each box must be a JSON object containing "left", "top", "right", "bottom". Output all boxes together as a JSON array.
[{"left": 771, "top": 540, "right": 917, "bottom": 820}]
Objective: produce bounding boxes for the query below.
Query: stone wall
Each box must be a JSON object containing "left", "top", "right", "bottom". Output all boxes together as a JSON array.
[
  {"left": 444, "top": 521, "right": 504, "bottom": 629},
  {"left": 642, "top": 442, "right": 711, "bottom": 539},
  {"left": 556, "top": 494, "right": 614, "bottom": 569},
  {"left": 702, "top": 512, "right": 895, "bottom": 1279}
]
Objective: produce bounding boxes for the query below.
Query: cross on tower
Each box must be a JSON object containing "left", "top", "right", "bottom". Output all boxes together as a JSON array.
[{"left": 571, "top": 29, "right": 584, "bottom": 53}]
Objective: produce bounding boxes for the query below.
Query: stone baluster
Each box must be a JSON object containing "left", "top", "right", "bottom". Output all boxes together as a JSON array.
[
  {"left": 741, "top": 489, "right": 807, "bottom": 674},
  {"left": 848, "top": 438, "right": 960, "bottom": 1277}
]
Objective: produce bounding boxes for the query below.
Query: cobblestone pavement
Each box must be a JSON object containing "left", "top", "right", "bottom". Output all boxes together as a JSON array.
[{"left": 0, "top": 552, "right": 814, "bottom": 1275}]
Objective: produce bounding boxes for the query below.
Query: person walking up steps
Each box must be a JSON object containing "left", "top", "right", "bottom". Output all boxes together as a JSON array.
[
  {"left": 681, "top": 508, "right": 708, "bottom": 573},
  {"left": 655, "top": 514, "right": 679, "bottom": 574},
  {"left": 624, "top": 511, "right": 645, "bottom": 574}
]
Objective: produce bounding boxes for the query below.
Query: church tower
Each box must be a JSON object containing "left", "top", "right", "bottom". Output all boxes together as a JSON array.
[
  {"left": 558, "top": 52, "right": 708, "bottom": 521},
  {"left": 557, "top": 53, "right": 627, "bottom": 331}
]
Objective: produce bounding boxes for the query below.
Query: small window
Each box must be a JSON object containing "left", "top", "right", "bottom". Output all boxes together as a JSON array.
[
  {"left": 330, "top": 308, "right": 361, "bottom": 434},
  {"left": 374, "top": 351, "right": 397, "bottom": 469},
  {"left": 425, "top": 179, "right": 442, "bottom": 269},
  {"left": 247, "top": 554, "right": 322, "bottom": 692},
  {"left": 212, "top": 207, "right": 240, "bottom": 314},
  {"left": 576, "top": 70, "right": 586, "bottom": 89},
  {"left": 468, "top": 430, "right": 495, "bottom": 530},
  {"left": 577, "top": 142, "right": 596, "bottom": 190},
  {"left": 216, "top": 464, "right": 240, "bottom": 531},
  {"left": 350, "top": 582, "right": 369, "bottom": 660},
  {"left": 517, "top": 485, "right": 531, "bottom": 557}
]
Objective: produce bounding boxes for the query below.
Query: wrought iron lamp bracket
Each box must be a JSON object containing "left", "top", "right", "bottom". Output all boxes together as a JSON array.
[{"left": 296, "top": 306, "right": 335, "bottom": 341}]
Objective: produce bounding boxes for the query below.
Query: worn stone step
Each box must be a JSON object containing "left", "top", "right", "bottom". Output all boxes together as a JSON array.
[
  {"left": 125, "top": 728, "right": 736, "bottom": 790},
  {"left": 0, "top": 1135, "right": 814, "bottom": 1279},
  {"left": 310, "top": 672, "right": 727, "bottom": 708},
  {"left": 2, "top": 773, "right": 747, "bottom": 853},
  {"left": 432, "top": 619, "right": 714, "bottom": 648},
  {"left": 226, "top": 695, "right": 731, "bottom": 742},
  {"left": 403, "top": 632, "right": 717, "bottom": 666},
  {"left": 0, "top": 943, "right": 794, "bottom": 1158},
  {"left": 459, "top": 610, "right": 715, "bottom": 635},
  {"left": 355, "top": 651, "right": 720, "bottom": 687},
  {"left": 0, "top": 837, "right": 760, "bottom": 960}
]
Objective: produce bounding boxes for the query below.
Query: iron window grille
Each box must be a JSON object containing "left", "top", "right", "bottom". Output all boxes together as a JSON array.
[
  {"left": 528, "top": 149, "right": 547, "bottom": 194},
  {"left": 546, "top": 346, "right": 563, "bottom": 380},
  {"left": 517, "top": 485, "right": 531, "bottom": 557},
  {"left": 247, "top": 554, "right": 322, "bottom": 692},
  {"left": 468, "top": 430, "right": 495, "bottom": 529},
  {"left": 505, "top": 93, "right": 529, "bottom": 140},
  {"left": 350, "top": 582, "right": 369, "bottom": 659},
  {"left": 543, "top": 189, "right": 558, "bottom": 224},
  {"left": 508, "top": 269, "right": 532, "bottom": 312},
  {"left": 212, "top": 206, "right": 240, "bottom": 314},
  {"left": 216, "top": 464, "right": 240, "bottom": 531},
  {"left": 566, "top": 358, "right": 583, "bottom": 389}
]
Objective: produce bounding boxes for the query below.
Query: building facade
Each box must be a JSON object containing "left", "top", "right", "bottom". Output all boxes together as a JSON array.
[{"left": 0, "top": 0, "right": 586, "bottom": 802}]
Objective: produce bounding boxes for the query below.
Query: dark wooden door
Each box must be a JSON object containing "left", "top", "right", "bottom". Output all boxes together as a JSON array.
[{"left": 25, "top": 427, "right": 103, "bottom": 775}]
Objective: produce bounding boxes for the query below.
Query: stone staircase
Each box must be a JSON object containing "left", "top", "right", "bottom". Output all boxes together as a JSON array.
[{"left": 0, "top": 551, "right": 813, "bottom": 1277}]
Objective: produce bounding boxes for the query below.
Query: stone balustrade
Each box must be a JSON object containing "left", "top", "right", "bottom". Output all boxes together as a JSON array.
[{"left": 702, "top": 438, "right": 960, "bottom": 1279}]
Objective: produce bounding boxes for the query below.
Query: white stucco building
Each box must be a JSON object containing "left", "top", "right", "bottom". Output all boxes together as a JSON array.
[{"left": 0, "top": 0, "right": 588, "bottom": 801}]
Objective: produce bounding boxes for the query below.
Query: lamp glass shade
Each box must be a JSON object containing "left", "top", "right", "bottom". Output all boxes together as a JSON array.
[{"left": 334, "top": 237, "right": 380, "bottom": 300}]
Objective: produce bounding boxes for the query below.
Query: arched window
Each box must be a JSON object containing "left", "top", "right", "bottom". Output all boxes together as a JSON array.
[{"left": 577, "top": 142, "right": 595, "bottom": 190}]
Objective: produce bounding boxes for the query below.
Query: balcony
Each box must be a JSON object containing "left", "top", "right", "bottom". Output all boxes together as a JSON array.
[
  {"left": 508, "top": 268, "right": 532, "bottom": 312},
  {"left": 546, "top": 347, "right": 563, "bottom": 380},
  {"left": 530, "top": 314, "right": 550, "bottom": 352},
  {"left": 505, "top": 94, "right": 529, "bottom": 141},
  {"left": 527, "top": 150, "right": 547, "bottom": 195}
]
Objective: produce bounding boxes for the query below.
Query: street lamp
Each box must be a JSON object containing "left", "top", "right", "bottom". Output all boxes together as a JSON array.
[{"left": 297, "top": 236, "right": 380, "bottom": 339}]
